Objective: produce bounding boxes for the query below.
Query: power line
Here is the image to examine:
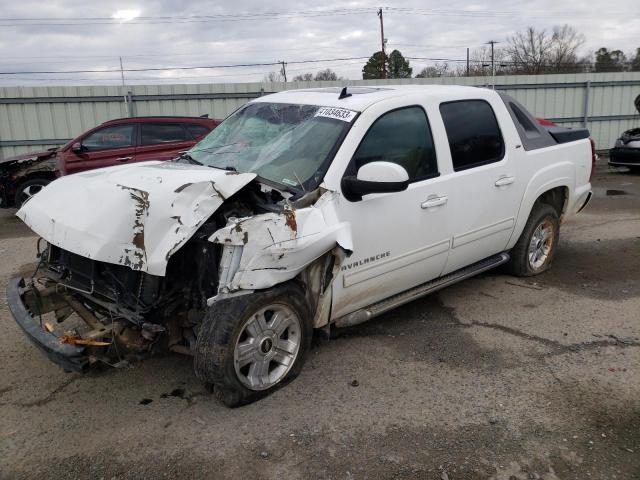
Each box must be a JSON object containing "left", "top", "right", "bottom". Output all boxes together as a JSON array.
[
  {"left": 384, "top": 7, "right": 614, "bottom": 19},
  {"left": 0, "top": 8, "right": 374, "bottom": 21},
  {"left": 0, "top": 56, "right": 371, "bottom": 75},
  {"left": 0, "top": 45, "right": 368, "bottom": 62},
  {"left": 0, "top": 6, "right": 611, "bottom": 28},
  {"left": 0, "top": 9, "right": 377, "bottom": 27}
]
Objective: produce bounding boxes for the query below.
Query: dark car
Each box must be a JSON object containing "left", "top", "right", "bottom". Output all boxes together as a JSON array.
[
  {"left": 0, "top": 116, "right": 219, "bottom": 208},
  {"left": 609, "top": 94, "right": 640, "bottom": 171},
  {"left": 609, "top": 128, "right": 640, "bottom": 171}
]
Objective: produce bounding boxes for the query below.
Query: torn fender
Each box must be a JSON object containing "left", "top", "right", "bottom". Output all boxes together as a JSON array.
[
  {"left": 17, "top": 161, "right": 256, "bottom": 276},
  {"left": 210, "top": 194, "right": 352, "bottom": 292}
]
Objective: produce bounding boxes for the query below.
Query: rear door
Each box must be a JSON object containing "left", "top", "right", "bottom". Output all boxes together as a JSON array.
[
  {"left": 436, "top": 98, "right": 526, "bottom": 274},
  {"left": 135, "top": 122, "right": 194, "bottom": 162},
  {"left": 64, "top": 123, "right": 137, "bottom": 175}
]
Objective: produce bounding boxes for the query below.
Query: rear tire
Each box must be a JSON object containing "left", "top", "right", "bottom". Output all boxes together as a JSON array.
[
  {"left": 506, "top": 203, "right": 560, "bottom": 277},
  {"left": 194, "top": 283, "right": 312, "bottom": 407},
  {"left": 14, "top": 178, "right": 51, "bottom": 208}
]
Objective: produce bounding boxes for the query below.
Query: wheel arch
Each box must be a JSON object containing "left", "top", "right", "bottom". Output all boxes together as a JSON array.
[
  {"left": 508, "top": 177, "right": 571, "bottom": 251},
  {"left": 208, "top": 199, "right": 353, "bottom": 330},
  {"left": 15, "top": 170, "right": 58, "bottom": 185}
]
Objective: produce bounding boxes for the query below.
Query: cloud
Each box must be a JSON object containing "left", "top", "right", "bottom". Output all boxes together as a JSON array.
[
  {"left": 0, "top": 0, "right": 637, "bottom": 86},
  {"left": 112, "top": 9, "right": 142, "bottom": 22}
]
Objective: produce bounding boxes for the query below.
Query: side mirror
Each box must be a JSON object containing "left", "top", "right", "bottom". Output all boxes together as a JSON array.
[
  {"left": 341, "top": 161, "right": 410, "bottom": 201},
  {"left": 71, "top": 142, "right": 82, "bottom": 153}
]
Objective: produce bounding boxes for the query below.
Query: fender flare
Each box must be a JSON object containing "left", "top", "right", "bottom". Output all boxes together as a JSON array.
[{"left": 507, "top": 162, "right": 573, "bottom": 249}]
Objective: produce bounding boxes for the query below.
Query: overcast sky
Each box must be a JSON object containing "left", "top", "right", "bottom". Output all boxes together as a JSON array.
[{"left": 0, "top": 1, "right": 638, "bottom": 87}]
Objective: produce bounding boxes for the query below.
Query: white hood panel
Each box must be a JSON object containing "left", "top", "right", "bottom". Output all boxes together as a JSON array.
[{"left": 17, "top": 161, "right": 256, "bottom": 276}]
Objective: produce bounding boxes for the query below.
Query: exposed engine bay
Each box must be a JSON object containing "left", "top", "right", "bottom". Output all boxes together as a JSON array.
[{"left": 17, "top": 180, "right": 323, "bottom": 368}]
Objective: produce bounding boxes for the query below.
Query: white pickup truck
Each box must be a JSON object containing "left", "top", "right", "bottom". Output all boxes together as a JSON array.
[{"left": 7, "top": 85, "right": 594, "bottom": 406}]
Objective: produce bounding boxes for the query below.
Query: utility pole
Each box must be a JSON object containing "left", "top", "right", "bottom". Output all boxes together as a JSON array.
[
  {"left": 487, "top": 40, "right": 499, "bottom": 89},
  {"left": 466, "top": 48, "right": 470, "bottom": 77},
  {"left": 377, "top": 8, "right": 386, "bottom": 79},
  {"left": 119, "top": 56, "right": 129, "bottom": 115},
  {"left": 279, "top": 60, "right": 287, "bottom": 82},
  {"left": 119, "top": 56, "right": 126, "bottom": 86}
]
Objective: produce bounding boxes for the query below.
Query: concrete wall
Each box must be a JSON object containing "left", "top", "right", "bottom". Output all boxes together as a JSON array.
[{"left": 1, "top": 72, "right": 639, "bottom": 160}]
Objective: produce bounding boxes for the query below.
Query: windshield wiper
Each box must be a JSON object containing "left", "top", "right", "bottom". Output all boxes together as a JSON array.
[{"left": 177, "top": 152, "right": 202, "bottom": 165}]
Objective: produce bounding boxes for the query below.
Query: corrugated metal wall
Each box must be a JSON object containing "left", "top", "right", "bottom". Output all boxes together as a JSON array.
[{"left": 1, "top": 72, "right": 639, "bottom": 160}]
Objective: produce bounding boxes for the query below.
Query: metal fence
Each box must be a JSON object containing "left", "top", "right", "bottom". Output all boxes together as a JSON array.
[{"left": 1, "top": 72, "right": 639, "bottom": 160}]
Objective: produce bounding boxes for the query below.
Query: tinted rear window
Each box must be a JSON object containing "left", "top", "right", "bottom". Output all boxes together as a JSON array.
[
  {"left": 185, "top": 124, "right": 211, "bottom": 139},
  {"left": 439, "top": 100, "right": 504, "bottom": 171},
  {"left": 140, "top": 123, "right": 188, "bottom": 145}
]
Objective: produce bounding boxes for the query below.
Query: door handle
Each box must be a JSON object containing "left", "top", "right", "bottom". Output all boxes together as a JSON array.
[
  {"left": 421, "top": 195, "right": 448, "bottom": 209},
  {"left": 116, "top": 157, "right": 133, "bottom": 162},
  {"left": 494, "top": 176, "right": 515, "bottom": 187}
]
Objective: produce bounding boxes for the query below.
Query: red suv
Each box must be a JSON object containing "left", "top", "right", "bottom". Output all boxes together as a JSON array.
[{"left": 0, "top": 116, "right": 219, "bottom": 208}]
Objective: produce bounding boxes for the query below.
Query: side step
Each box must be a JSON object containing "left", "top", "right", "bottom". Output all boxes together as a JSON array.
[{"left": 334, "top": 252, "right": 510, "bottom": 328}]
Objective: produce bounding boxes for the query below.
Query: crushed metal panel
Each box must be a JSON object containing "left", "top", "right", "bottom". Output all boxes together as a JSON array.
[
  {"left": 16, "top": 161, "right": 256, "bottom": 276},
  {"left": 210, "top": 190, "right": 353, "bottom": 294}
]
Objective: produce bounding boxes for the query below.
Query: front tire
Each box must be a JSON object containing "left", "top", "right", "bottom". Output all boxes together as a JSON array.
[
  {"left": 14, "top": 178, "right": 51, "bottom": 208},
  {"left": 194, "top": 283, "right": 312, "bottom": 407},
  {"left": 506, "top": 202, "right": 560, "bottom": 277}
]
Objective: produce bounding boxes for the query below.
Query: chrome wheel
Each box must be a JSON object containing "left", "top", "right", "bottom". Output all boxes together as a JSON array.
[
  {"left": 233, "top": 304, "right": 301, "bottom": 391},
  {"left": 528, "top": 218, "right": 555, "bottom": 271}
]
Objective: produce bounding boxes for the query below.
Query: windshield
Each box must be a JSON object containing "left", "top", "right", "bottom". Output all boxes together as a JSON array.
[{"left": 188, "top": 102, "right": 356, "bottom": 191}]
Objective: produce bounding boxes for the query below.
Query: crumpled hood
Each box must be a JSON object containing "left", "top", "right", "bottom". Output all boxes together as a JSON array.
[{"left": 17, "top": 161, "right": 256, "bottom": 276}]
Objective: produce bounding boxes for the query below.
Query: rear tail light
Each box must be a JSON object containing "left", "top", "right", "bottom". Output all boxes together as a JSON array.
[
  {"left": 589, "top": 138, "right": 596, "bottom": 181},
  {"left": 536, "top": 117, "right": 557, "bottom": 127}
]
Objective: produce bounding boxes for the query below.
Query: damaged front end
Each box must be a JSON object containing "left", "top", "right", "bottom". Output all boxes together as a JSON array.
[
  {"left": 0, "top": 150, "right": 58, "bottom": 208},
  {"left": 7, "top": 239, "right": 212, "bottom": 371},
  {"left": 609, "top": 127, "right": 640, "bottom": 168},
  {"left": 8, "top": 166, "right": 351, "bottom": 372},
  {"left": 609, "top": 95, "right": 640, "bottom": 169}
]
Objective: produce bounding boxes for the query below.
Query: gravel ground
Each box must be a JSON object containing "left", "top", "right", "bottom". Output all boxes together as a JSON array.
[{"left": 0, "top": 160, "right": 638, "bottom": 480}]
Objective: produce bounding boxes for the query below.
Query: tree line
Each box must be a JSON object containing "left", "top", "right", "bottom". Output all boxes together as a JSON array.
[
  {"left": 264, "top": 25, "right": 639, "bottom": 81},
  {"left": 363, "top": 25, "right": 640, "bottom": 79}
]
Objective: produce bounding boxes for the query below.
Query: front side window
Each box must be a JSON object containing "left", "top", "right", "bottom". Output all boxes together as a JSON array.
[
  {"left": 439, "top": 100, "right": 504, "bottom": 171},
  {"left": 189, "top": 103, "right": 354, "bottom": 191},
  {"left": 352, "top": 106, "right": 438, "bottom": 181},
  {"left": 140, "top": 123, "right": 188, "bottom": 145},
  {"left": 82, "top": 124, "right": 135, "bottom": 151}
]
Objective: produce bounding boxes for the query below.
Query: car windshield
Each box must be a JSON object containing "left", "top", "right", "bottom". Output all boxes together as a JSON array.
[{"left": 188, "top": 102, "right": 356, "bottom": 191}]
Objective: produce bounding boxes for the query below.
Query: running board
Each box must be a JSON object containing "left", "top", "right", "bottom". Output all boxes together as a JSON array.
[{"left": 334, "top": 252, "right": 510, "bottom": 328}]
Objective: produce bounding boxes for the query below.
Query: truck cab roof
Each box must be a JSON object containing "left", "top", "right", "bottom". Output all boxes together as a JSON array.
[{"left": 253, "top": 85, "right": 493, "bottom": 111}]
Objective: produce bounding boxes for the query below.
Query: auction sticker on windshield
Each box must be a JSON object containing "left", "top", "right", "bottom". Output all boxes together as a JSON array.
[{"left": 314, "top": 107, "right": 357, "bottom": 122}]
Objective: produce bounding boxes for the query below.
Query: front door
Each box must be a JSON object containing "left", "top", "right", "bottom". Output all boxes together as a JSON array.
[
  {"left": 331, "top": 105, "right": 452, "bottom": 319},
  {"left": 65, "top": 123, "right": 137, "bottom": 175}
]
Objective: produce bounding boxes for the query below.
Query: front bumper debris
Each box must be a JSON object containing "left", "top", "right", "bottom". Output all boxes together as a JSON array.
[{"left": 6, "top": 277, "right": 89, "bottom": 372}]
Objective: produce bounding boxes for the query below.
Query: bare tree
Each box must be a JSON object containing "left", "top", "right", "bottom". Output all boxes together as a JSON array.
[
  {"left": 506, "top": 27, "right": 554, "bottom": 74},
  {"left": 263, "top": 71, "right": 284, "bottom": 82},
  {"left": 548, "top": 25, "right": 585, "bottom": 71},
  {"left": 292, "top": 72, "right": 314, "bottom": 81},
  {"left": 292, "top": 69, "right": 342, "bottom": 81},
  {"left": 415, "top": 63, "right": 449, "bottom": 78},
  {"left": 460, "top": 45, "right": 509, "bottom": 76},
  {"left": 314, "top": 69, "right": 342, "bottom": 81},
  {"left": 506, "top": 25, "right": 584, "bottom": 74}
]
